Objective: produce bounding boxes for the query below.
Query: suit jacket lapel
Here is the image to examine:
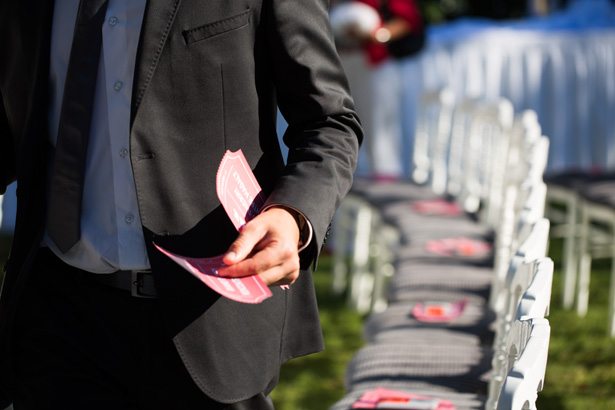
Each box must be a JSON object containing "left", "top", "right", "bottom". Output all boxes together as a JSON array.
[{"left": 131, "top": 0, "right": 183, "bottom": 125}]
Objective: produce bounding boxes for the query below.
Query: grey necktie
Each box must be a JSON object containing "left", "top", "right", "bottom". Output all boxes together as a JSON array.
[{"left": 46, "top": 0, "right": 110, "bottom": 253}]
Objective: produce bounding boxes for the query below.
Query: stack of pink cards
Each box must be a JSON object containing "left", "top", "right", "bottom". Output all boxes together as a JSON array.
[
  {"left": 411, "top": 300, "right": 468, "bottom": 323},
  {"left": 352, "top": 387, "right": 456, "bottom": 409},
  {"left": 155, "top": 150, "right": 275, "bottom": 304},
  {"left": 425, "top": 237, "right": 492, "bottom": 257},
  {"left": 412, "top": 198, "right": 463, "bottom": 217}
]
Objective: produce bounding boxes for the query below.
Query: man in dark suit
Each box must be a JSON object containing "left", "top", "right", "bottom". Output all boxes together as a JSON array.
[{"left": 0, "top": 0, "right": 362, "bottom": 408}]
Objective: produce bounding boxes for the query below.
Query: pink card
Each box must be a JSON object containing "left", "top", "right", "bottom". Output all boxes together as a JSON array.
[
  {"left": 411, "top": 299, "right": 467, "bottom": 323},
  {"left": 352, "top": 387, "right": 456, "bottom": 409},
  {"left": 155, "top": 149, "right": 288, "bottom": 304},
  {"left": 216, "top": 149, "right": 266, "bottom": 231},
  {"left": 412, "top": 198, "right": 463, "bottom": 217},
  {"left": 154, "top": 243, "right": 272, "bottom": 304},
  {"left": 425, "top": 237, "right": 492, "bottom": 257}
]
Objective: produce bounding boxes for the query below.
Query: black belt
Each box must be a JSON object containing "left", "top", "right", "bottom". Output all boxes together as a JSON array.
[
  {"left": 40, "top": 247, "right": 158, "bottom": 298},
  {"left": 91, "top": 270, "right": 158, "bottom": 298}
]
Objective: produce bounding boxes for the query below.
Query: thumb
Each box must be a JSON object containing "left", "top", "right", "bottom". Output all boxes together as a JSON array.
[{"left": 223, "top": 223, "right": 263, "bottom": 265}]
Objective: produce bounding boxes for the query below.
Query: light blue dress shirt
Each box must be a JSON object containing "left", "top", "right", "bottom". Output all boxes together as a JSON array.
[
  {"left": 45, "top": 0, "right": 149, "bottom": 273},
  {"left": 44, "top": 0, "right": 313, "bottom": 275}
]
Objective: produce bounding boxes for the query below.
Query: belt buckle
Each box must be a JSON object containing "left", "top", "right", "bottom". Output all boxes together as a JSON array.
[{"left": 131, "top": 271, "right": 157, "bottom": 299}]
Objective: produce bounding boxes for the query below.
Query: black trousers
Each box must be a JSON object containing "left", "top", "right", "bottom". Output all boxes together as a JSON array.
[{"left": 11, "top": 248, "right": 276, "bottom": 410}]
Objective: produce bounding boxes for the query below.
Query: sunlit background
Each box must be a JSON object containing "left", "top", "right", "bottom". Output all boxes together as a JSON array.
[{"left": 1, "top": 1, "right": 614, "bottom": 409}]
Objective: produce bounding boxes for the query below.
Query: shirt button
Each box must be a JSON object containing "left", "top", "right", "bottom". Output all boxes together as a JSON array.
[
  {"left": 109, "top": 17, "right": 118, "bottom": 26},
  {"left": 114, "top": 81, "right": 123, "bottom": 91},
  {"left": 125, "top": 215, "right": 134, "bottom": 224},
  {"left": 119, "top": 149, "right": 128, "bottom": 158}
]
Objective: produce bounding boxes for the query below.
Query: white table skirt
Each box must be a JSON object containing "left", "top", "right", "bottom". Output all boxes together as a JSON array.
[{"left": 413, "top": 27, "right": 615, "bottom": 173}]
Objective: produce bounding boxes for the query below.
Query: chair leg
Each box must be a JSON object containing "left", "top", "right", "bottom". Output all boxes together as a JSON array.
[
  {"left": 348, "top": 204, "right": 373, "bottom": 311},
  {"left": 562, "top": 194, "right": 579, "bottom": 309},
  {"left": 608, "top": 239, "right": 615, "bottom": 338},
  {"left": 576, "top": 202, "right": 591, "bottom": 317},
  {"left": 332, "top": 209, "right": 350, "bottom": 296}
]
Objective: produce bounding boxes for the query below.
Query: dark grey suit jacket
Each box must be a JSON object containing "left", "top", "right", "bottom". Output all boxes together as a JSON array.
[{"left": 0, "top": 0, "right": 362, "bottom": 405}]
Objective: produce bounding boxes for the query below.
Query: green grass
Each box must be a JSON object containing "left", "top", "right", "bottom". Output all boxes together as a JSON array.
[
  {"left": 1, "top": 236, "right": 613, "bottom": 409},
  {"left": 273, "top": 238, "right": 615, "bottom": 410},
  {"left": 536, "top": 238, "right": 615, "bottom": 410}
]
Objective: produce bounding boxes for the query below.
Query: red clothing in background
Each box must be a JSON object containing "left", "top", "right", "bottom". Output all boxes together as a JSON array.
[{"left": 355, "top": 0, "right": 423, "bottom": 65}]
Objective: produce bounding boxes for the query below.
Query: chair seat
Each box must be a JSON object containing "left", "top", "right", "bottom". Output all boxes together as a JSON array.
[
  {"left": 351, "top": 178, "right": 437, "bottom": 204},
  {"left": 345, "top": 342, "right": 493, "bottom": 394},
  {"left": 363, "top": 301, "right": 495, "bottom": 345},
  {"left": 395, "top": 238, "right": 494, "bottom": 267},
  {"left": 578, "top": 178, "right": 615, "bottom": 208},
  {"left": 392, "top": 263, "right": 493, "bottom": 295},
  {"left": 366, "top": 327, "right": 483, "bottom": 346}
]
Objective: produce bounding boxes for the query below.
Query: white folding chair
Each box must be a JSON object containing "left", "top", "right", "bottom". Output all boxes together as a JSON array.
[
  {"left": 486, "top": 258, "right": 553, "bottom": 410},
  {"left": 489, "top": 218, "right": 550, "bottom": 362},
  {"left": 515, "top": 258, "right": 554, "bottom": 321},
  {"left": 331, "top": 193, "right": 375, "bottom": 297},
  {"left": 496, "top": 317, "right": 551, "bottom": 410},
  {"left": 544, "top": 174, "right": 585, "bottom": 309},
  {"left": 456, "top": 99, "right": 514, "bottom": 221},
  {"left": 412, "top": 88, "right": 455, "bottom": 192},
  {"left": 490, "top": 178, "right": 548, "bottom": 312},
  {"left": 544, "top": 172, "right": 614, "bottom": 332},
  {"left": 489, "top": 113, "right": 546, "bottom": 310},
  {"left": 490, "top": 204, "right": 549, "bottom": 314},
  {"left": 481, "top": 99, "right": 515, "bottom": 227},
  {"left": 369, "top": 223, "right": 400, "bottom": 313},
  {"left": 331, "top": 192, "right": 400, "bottom": 314},
  {"left": 446, "top": 98, "right": 479, "bottom": 198},
  {"left": 506, "top": 111, "right": 541, "bottom": 176},
  {"left": 575, "top": 182, "right": 615, "bottom": 337}
]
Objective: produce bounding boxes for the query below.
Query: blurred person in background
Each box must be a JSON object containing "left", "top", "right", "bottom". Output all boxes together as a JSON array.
[{"left": 338, "top": 0, "right": 425, "bottom": 181}]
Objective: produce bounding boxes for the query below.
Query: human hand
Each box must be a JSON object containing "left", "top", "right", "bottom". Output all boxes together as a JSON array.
[
  {"left": 218, "top": 206, "right": 301, "bottom": 287},
  {"left": 345, "top": 23, "right": 371, "bottom": 43}
]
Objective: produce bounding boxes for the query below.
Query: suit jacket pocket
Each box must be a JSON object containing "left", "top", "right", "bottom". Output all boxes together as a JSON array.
[{"left": 183, "top": 9, "right": 250, "bottom": 44}]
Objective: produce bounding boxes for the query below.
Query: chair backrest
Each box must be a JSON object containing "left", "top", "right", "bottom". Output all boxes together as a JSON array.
[
  {"left": 506, "top": 217, "right": 550, "bottom": 289},
  {"left": 412, "top": 88, "right": 456, "bottom": 190},
  {"left": 496, "top": 112, "right": 543, "bottom": 221},
  {"left": 446, "top": 98, "right": 478, "bottom": 197},
  {"left": 486, "top": 258, "right": 553, "bottom": 410},
  {"left": 456, "top": 98, "right": 514, "bottom": 217},
  {"left": 490, "top": 217, "right": 550, "bottom": 312},
  {"left": 429, "top": 89, "right": 456, "bottom": 195},
  {"left": 490, "top": 112, "right": 547, "bottom": 311},
  {"left": 505, "top": 111, "right": 542, "bottom": 188},
  {"left": 524, "top": 136, "right": 550, "bottom": 186},
  {"left": 482, "top": 99, "right": 515, "bottom": 226},
  {"left": 496, "top": 317, "right": 551, "bottom": 410},
  {"left": 512, "top": 181, "right": 547, "bottom": 249},
  {"left": 515, "top": 258, "right": 554, "bottom": 320},
  {"left": 491, "top": 180, "right": 546, "bottom": 288}
]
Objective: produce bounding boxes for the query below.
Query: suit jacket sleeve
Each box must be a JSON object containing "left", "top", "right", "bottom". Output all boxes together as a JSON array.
[
  {"left": 262, "top": 0, "right": 363, "bottom": 266},
  {"left": 0, "top": 91, "right": 16, "bottom": 195}
]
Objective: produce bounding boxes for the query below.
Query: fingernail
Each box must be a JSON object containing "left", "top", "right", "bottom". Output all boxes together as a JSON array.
[{"left": 225, "top": 251, "right": 236, "bottom": 261}]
